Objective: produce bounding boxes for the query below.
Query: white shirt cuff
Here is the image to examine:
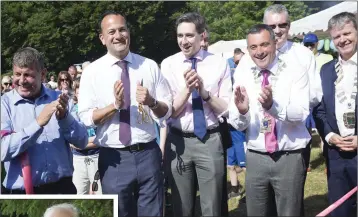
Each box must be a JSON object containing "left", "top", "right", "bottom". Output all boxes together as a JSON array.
[
  {"left": 325, "top": 132, "right": 335, "bottom": 146},
  {"left": 150, "top": 100, "right": 172, "bottom": 128},
  {"left": 266, "top": 99, "right": 283, "bottom": 118}
]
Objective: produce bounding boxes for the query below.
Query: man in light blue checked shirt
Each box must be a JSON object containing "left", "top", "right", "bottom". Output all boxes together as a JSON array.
[{"left": 1, "top": 47, "right": 88, "bottom": 194}]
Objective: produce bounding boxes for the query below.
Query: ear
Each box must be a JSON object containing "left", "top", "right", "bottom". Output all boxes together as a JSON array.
[{"left": 99, "top": 33, "right": 106, "bottom": 46}]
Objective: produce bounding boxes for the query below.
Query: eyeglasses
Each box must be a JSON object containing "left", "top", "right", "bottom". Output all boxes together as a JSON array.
[
  {"left": 60, "top": 78, "right": 69, "bottom": 82},
  {"left": 3, "top": 82, "right": 12, "bottom": 86},
  {"left": 304, "top": 43, "right": 315, "bottom": 47},
  {"left": 92, "top": 170, "right": 100, "bottom": 192},
  {"left": 268, "top": 23, "right": 289, "bottom": 30}
]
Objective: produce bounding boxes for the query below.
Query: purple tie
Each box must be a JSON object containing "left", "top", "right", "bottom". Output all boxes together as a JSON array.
[
  {"left": 261, "top": 70, "right": 278, "bottom": 153},
  {"left": 117, "top": 61, "right": 131, "bottom": 145}
]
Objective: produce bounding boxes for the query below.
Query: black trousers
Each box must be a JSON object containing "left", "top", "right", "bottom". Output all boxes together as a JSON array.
[{"left": 3, "top": 176, "right": 76, "bottom": 194}]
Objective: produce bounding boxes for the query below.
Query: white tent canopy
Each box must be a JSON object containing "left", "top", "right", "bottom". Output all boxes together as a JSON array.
[
  {"left": 208, "top": 39, "right": 247, "bottom": 59},
  {"left": 289, "top": 1, "right": 357, "bottom": 36}
]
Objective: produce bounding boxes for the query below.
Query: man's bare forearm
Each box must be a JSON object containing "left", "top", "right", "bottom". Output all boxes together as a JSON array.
[
  {"left": 171, "top": 88, "right": 191, "bottom": 118},
  {"left": 206, "top": 96, "right": 228, "bottom": 115},
  {"left": 151, "top": 101, "right": 169, "bottom": 118},
  {"left": 92, "top": 104, "right": 117, "bottom": 125}
]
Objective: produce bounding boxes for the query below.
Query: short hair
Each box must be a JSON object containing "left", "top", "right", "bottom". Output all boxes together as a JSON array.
[
  {"left": 263, "top": 4, "right": 290, "bottom": 23},
  {"left": 176, "top": 12, "right": 207, "bottom": 34},
  {"left": 328, "top": 12, "right": 357, "bottom": 31},
  {"left": 98, "top": 11, "right": 127, "bottom": 33},
  {"left": 2, "top": 75, "right": 12, "bottom": 84},
  {"left": 247, "top": 24, "right": 276, "bottom": 42},
  {"left": 234, "top": 48, "right": 244, "bottom": 55},
  {"left": 43, "top": 203, "right": 79, "bottom": 217},
  {"left": 12, "top": 47, "right": 45, "bottom": 72},
  {"left": 57, "top": 71, "right": 73, "bottom": 90},
  {"left": 68, "top": 65, "right": 77, "bottom": 72}
]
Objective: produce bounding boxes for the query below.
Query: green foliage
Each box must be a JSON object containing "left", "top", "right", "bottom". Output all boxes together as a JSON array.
[{"left": 0, "top": 199, "right": 113, "bottom": 217}]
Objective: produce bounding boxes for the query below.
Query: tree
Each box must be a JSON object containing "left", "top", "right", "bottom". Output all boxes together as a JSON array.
[{"left": 0, "top": 199, "right": 113, "bottom": 217}]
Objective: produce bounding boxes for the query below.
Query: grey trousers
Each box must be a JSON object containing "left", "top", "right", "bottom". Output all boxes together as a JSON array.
[
  {"left": 166, "top": 131, "right": 225, "bottom": 216},
  {"left": 245, "top": 149, "right": 306, "bottom": 216}
]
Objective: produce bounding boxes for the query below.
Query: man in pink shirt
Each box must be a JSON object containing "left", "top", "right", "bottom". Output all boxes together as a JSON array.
[{"left": 161, "top": 12, "right": 232, "bottom": 216}]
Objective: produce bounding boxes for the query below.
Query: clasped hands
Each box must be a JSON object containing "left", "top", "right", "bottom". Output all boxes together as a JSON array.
[
  {"left": 329, "top": 134, "right": 357, "bottom": 152},
  {"left": 36, "top": 93, "right": 69, "bottom": 127},
  {"left": 183, "top": 67, "right": 209, "bottom": 99},
  {"left": 234, "top": 84, "right": 273, "bottom": 114}
]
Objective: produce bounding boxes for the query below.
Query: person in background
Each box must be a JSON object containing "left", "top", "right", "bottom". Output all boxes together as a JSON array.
[
  {"left": 228, "top": 48, "right": 245, "bottom": 83},
  {"left": 57, "top": 71, "right": 74, "bottom": 97},
  {"left": 48, "top": 75, "right": 58, "bottom": 90},
  {"left": 1, "top": 47, "right": 88, "bottom": 194},
  {"left": 313, "top": 12, "right": 357, "bottom": 217},
  {"left": 43, "top": 203, "right": 79, "bottom": 217},
  {"left": 200, "top": 28, "right": 209, "bottom": 51},
  {"left": 68, "top": 65, "right": 78, "bottom": 81},
  {"left": 2, "top": 76, "right": 13, "bottom": 94},
  {"left": 71, "top": 78, "right": 102, "bottom": 195}
]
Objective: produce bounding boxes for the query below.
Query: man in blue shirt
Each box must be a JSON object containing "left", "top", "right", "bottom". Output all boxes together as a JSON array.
[
  {"left": 1, "top": 47, "right": 88, "bottom": 194},
  {"left": 227, "top": 48, "right": 246, "bottom": 199}
]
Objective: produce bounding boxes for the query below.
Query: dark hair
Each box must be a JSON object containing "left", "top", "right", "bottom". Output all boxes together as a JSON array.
[
  {"left": 12, "top": 47, "right": 45, "bottom": 72},
  {"left": 176, "top": 12, "right": 207, "bottom": 34},
  {"left": 98, "top": 11, "right": 127, "bottom": 33},
  {"left": 246, "top": 24, "right": 276, "bottom": 41},
  {"left": 234, "top": 48, "right": 244, "bottom": 54}
]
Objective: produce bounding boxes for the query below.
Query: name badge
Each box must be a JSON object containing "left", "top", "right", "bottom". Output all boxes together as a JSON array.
[
  {"left": 343, "top": 112, "right": 356, "bottom": 129},
  {"left": 260, "top": 116, "right": 272, "bottom": 133}
]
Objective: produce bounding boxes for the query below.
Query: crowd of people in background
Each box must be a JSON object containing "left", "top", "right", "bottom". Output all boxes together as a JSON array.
[{"left": 1, "top": 4, "right": 357, "bottom": 217}]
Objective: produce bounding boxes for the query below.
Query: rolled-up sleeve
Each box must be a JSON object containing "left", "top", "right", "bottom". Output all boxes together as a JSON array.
[
  {"left": 78, "top": 67, "right": 97, "bottom": 128},
  {"left": 150, "top": 65, "right": 173, "bottom": 127}
]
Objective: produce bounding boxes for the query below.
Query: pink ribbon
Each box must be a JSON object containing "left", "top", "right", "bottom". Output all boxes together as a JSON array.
[
  {"left": 316, "top": 186, "right": 357, "bottom": 216},
  {"left": 1, "top": 130, "right": 33, "bottom": 194}
]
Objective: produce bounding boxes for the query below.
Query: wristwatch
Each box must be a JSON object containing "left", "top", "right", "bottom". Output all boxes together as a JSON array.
[
  {"left": 203, "top": 91, "right": 212, "bottom": 102},
  {"left": 149, "top": 98, "right": 159, "bottom": 110}
]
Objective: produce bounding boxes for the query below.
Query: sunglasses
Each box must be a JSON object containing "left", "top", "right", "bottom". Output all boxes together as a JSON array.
[
  {"left": 60, "top": 78, "right": 69, "bottom": 82},
  {"left": 3, "top": 82, "right": 12, "bottom": 86},
  {"left": 304, "top": 43, "right": 315, "bottom": 47},
  {"left": 92, "top": 170, "right": 100, "bottom": 192},
  {"left": 268, "top": 23, "right": 289, "bottom": 30}
]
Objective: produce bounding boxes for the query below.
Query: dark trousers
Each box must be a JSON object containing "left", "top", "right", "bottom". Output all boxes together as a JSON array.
[
  {"left": 327, "top": 152, "right": 357, "bottom": 217},
  {"left": 99, "top": 141, "right": 163, "bottom": 217},
  {"left": 3, "top": 176, "right": 76, "bottom": 194}
]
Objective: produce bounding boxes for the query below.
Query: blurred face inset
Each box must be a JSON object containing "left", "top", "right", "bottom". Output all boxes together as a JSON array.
[
  {"left": 100, "top": 14, "right": 130, "bottom": 59},
  {"left": 60, "top": 74, "right": 70, "bottom": 90},
  {"left": 264, "top": 12, "right": 290, "bottom": 49},
  {"left": 177, "top": 22, "right": 203, "bottom": 58},
  {"left": 330, "top": 22, "right": 357, "bottom": 61},
  {"left": 13, "top": 64, "right": 45, "bottom": 99},
  {"left": 233, "top": 53, "right": 244, "bottom": 65},
  {"left": 247, "top": 30, "right": 276, "bottom": 69}
]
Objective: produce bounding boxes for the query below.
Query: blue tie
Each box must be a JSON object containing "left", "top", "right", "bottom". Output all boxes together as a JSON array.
[{"left": 190, "top": 57, "right": 207, "bottom": 140}]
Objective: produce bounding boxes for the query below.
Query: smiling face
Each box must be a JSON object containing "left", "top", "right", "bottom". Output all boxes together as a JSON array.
[
  {"left": 330, "top": 21, "right": 357, "bottom": 61},
  {"left": 13, "top": 64, "right": 45, "bottom": 99},
  {"left": 100, "top": 14, "right": 130, "bottom": 59},
  {"left": 177, "top": 22, "right": 203, "bottom": 58},
  {"left": 247, "top": 29, "right": 276, "bottom": 69},
  {"left": 264, "top": 12, "right": 290, "bottom": 49}
]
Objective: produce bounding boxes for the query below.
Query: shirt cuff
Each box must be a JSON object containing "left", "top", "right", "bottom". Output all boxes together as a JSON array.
[
  {"left": 24, "top": 120, "right": 43, "bottom": 137},
  {"left": 150, "top": 100, "right": 172, "bottom": 128},
  {"left": 58, "top": 112, "right": 75, "bottom": 131},
  {"left": 266, "top": 99, "right": 283, "bottom": 118},
  {"left": 325, "top": 132, "right": 335, "bottom": 146}
]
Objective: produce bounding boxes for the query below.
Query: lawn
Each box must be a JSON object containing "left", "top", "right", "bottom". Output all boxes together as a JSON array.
[{"left": 165, "top": 134, "right": 329, "bottom": 216}]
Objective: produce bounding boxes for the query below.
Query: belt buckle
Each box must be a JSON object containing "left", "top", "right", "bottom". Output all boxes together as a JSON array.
[{"left": 129, "top": 144, "right": 140, "bottom": 152}]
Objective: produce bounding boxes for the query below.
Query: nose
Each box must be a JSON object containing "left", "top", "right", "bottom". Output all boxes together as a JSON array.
[{"left": 114, "top": 30, "right": 122, "bottom": 39}]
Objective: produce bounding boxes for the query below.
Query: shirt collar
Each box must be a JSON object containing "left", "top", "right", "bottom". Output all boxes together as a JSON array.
[
  {"left": 253, "top": 56, "right": 279, "bottom": 76},
  {"left": 13, "top": 84, "right": 50, "bottom": 105},
  {"left": 339, "top": 51, "right": 357, "bottom": 65},
  {"left": 179, "top": 49, "right": 206, "bottom": 63},
  {"left": 106, "top": 51, "right": 133, "bottom": 66},
  {"left": 277, "top": 40, "right": 290, "bottom": 54}
]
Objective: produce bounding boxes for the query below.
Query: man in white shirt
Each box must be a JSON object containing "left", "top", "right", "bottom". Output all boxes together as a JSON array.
[
  {"left": 161, "top": 12, "right": 232, "bottom": 216},
  {"left": 78, "top": 11, "right": 172, "bottom": 217},
  {"left": 313, "top": 12, "right": 357, "bottom": 217},
  {"left": 229, "top": 24, "right": 310, "bottom": 216}
]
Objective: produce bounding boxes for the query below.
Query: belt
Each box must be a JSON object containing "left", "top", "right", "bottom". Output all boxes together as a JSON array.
[
  {"left": 117, "top": 140, "right": 155, "bottom": 152},
  {"left": 248, "top": 148, "right": 304, "bottom": 156},
  {"left": 170, "top": 127, "right": 220, "bottom": 138}
]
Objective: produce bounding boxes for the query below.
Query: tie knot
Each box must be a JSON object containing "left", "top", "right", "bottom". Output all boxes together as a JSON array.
[
  {"left": 261, "top": 69, "right": 269, "bottom": 78},
  {"left": 189, "top": 57, "right": 197, "bottom": 70},
  {"left": 117, "top": 60, "right": 127, "bottom": 70}
]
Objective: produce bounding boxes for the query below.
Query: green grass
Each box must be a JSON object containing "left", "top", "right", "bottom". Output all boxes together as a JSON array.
[{"left": 165, "top": 134, "right": 329, "bottom": 216}]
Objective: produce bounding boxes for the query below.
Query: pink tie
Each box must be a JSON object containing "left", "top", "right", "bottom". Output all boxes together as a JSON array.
[
  {"left": 117, "top": 61, "right": 131, "bottom": 145},
  {"left": 1, "top": 130, "right": 33, "bottom": 194},
  {"left": 261, "top": 70, "right": 278, "bottom": 153}
]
